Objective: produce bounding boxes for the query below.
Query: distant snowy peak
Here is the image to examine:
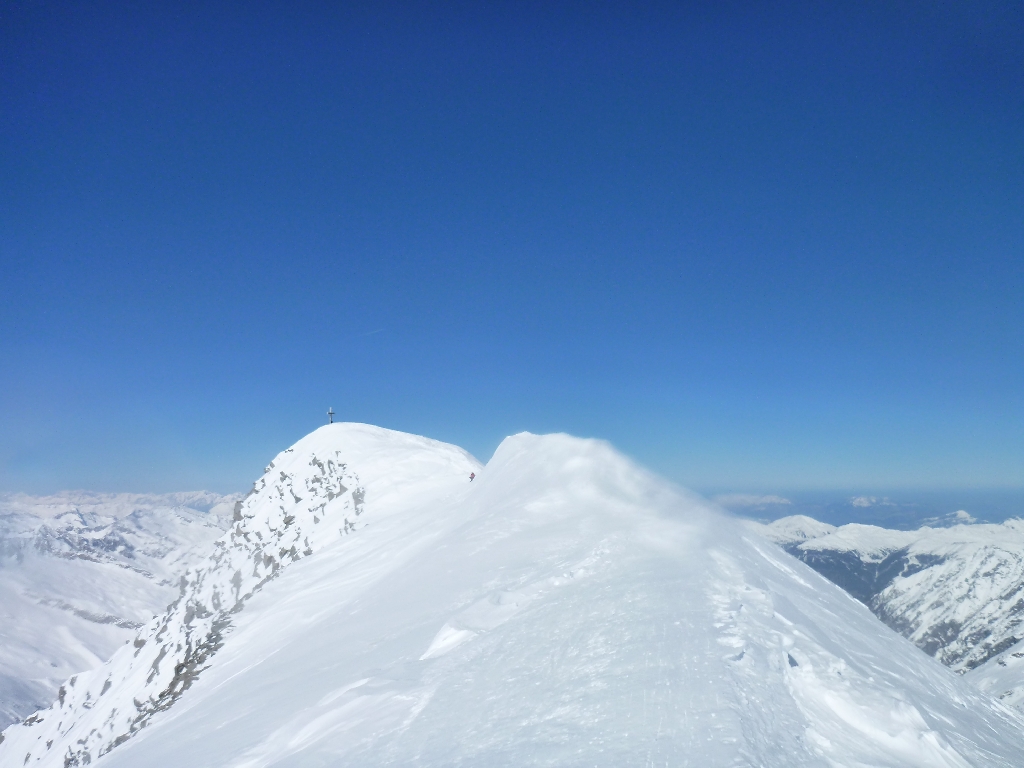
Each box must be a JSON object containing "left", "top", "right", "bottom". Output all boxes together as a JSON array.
[
  {"left": 0, "top": 490, "right": 234, "bottom": 520},
  {"left": 757, "top": 517, "right": 915, "bottom": 560},
  {"left": 0, "top": 424, "right": 479, "bottom": 768},
  {"left": 795, "top": 523, "right": 921, "bottom": 562},
  {"left": 755, "top": 514, "right": 836, "bottom": 545},
  {"left": 0, "top": 491, "right": 235, "bottom": 575}
]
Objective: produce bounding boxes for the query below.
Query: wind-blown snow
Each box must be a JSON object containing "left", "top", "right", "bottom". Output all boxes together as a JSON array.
[
  {"left": 0, "top": 492, "right": 233, "bottom": 726},
  {"left": 3, "top": 426, "right": 1023, "bottom": 766}
]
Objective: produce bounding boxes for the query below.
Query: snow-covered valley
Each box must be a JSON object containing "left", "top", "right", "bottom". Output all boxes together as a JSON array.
[
  {"left": 2, "top": 425, "right": 1024, "bottom": 766},
  {"left": 751, "top": 516, "right": 1024, "bottom": 672},
  {"left": 750, "top": 514, "right": 1024, "bottom": 712}
]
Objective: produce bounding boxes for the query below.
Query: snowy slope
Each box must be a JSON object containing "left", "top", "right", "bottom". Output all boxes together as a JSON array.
[
  {"left": 4, "top": 426, "right": 1024, "bottom": 767},
  {"left": 752, "top": 516, "right": 1024, "bottom": 673},
  {"left": 969, "top": 637, "right": 1024, "bottom": 711},
  {"left": 0, "top": 492, "right": 233, "bottom": 726}
]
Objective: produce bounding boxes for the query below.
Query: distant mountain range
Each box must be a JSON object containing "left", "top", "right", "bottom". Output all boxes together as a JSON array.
[
  {"left": 0, "top": 491, "right": 233, "bottom": 726},
  {"left": 716, "top": 489, "right": 1024, "bottom": 530},
  {"left": 749, "top": 514, "right": 1024, "bottom": 708}
]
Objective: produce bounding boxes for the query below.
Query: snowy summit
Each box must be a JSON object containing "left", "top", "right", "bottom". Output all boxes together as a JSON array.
[{"left": 2, "top": 424, "right": 1023, "bottom": 766}]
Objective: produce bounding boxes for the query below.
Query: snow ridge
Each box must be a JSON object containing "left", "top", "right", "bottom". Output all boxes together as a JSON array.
[
  {"left": 76, "top": 428, "right": 1021, "bottom": 767},
  {"left": 5, "top": 428, "right": 1024, "bottom": 766}
]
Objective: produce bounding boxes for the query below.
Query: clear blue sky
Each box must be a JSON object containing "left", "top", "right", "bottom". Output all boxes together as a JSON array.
[{"left": 1, "top": 1, "right": 1021, "bottom": 494}]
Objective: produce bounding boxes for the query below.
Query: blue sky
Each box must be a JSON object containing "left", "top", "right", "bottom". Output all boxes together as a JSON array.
[{"left": 1, "top": 1, "right": 1021, "bottom": 494}]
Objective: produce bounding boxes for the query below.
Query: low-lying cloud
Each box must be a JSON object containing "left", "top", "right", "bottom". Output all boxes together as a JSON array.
[{"left": 850, "top": 496, "right": 897, "bottom": 508}]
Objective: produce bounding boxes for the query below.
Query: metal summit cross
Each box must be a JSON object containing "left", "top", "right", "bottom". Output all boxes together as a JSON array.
[{"left": 327, "top": 407, "right": 335, "bottom": 424}]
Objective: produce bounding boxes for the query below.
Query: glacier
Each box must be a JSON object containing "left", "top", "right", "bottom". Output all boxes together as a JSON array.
[{"left": 2, "top": 424, "right": 1023, "bottom": 766}]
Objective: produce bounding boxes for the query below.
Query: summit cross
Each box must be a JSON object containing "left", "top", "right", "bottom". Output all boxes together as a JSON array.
[{"left": 327, "top": 407, "right": 335, "bottom": 424}]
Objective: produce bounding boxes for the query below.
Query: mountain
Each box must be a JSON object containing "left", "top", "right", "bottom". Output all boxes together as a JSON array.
[
  {"left": 716, "top": 491, "right": 1024, "bottom": 531},
  {"left": 3, "top": 425, "right": 1023, "bottom": 766},
  {"left": 751, "top": 515, "right": 1024, "bottom": 675},
  {"left": 0, "top": 491, "right": 234, "bottom": 726}
]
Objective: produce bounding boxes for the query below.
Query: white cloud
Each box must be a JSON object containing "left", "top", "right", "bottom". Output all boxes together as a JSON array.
[
  {"left": 954, "top": 510, "right": 976, "bottom": 523},
  {"left": 850, "top": 496, "right": 897, "bottom": 508},
  {"left": 714, "top": 494, "right": 792, "bottom": 509}
]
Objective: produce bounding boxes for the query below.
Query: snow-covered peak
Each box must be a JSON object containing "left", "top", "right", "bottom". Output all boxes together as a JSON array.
[
  {"left": 0, "top": 423, "right": 479, "bottom": 767},
  {"left": 272, "top": 422, "right": 480, "bottom": 483},
  {"left": 757, "top": 514, "right": 1024, "bottom": 561},
  {"left": 3, "top": 427, "right": 1023, "bottom": 766},
  {"left": 0, "top": 491, "right": 232, "bottom": 522},
  {"left": 749, "top": 514, "right": 837, "bottom": 546},
  {"left": 797, "top": 523, "right": 919, "bottom": 561}
]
